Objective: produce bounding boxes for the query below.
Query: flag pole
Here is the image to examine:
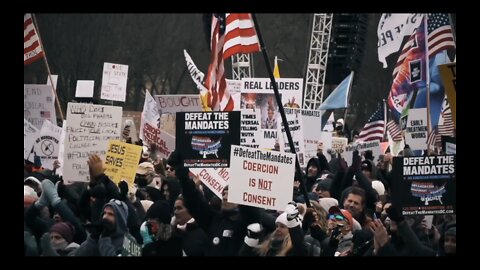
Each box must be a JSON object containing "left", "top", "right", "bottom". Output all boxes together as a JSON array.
[
  {"left": 32, "top": 14, "right": 64, "bottom": 122},
  {"left": 383, "top": 99, "right": 387, "bottom": 141},
  {"left": 424, "top": 14, "right": 431, "bottom": 153},
  {"left": 251, "top": 14, "right": 311, "bottom": 208}
]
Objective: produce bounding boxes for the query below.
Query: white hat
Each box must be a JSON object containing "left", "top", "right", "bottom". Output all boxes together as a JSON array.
[
  {"left": 275, "top": 212, "right": 288, "bottom": 226},
  {"left": 318, "top": 197, "right": 338, "bottom": 212},
  {"left": 336, "top": 118, "right": 344, "bottom": 125},
  {"left": 24, "top": 185, "right": 38, "bottom": 199},
  {"left": 371, "top": 180, "right": 386, "bottom": 196},
  {"left": 140, "top": 200, "right": 154, "bottom": 212}
]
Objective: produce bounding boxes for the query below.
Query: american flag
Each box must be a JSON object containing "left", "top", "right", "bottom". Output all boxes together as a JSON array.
[
  {"left": 40, "top": 111, "right": 50, "bottom": 118},
  {"left": 387, "top": 120, "right": 403, "bottom": 142},
  {"left": 426, "top": 126, "right": 438, "bottom": 148},
  {"left": 437, "top": 97, "right": 455, "bottom": 137},
  {"left": 427, "top": 13, "right": 455, "bottom": 57},
  {"left": 205, "top": 14, "right": 260, "bottom": 111},
  {"left": 357, "top": 103, "right": 385, "bottom": 142},
  {"left": 24, "top": 13, "right": 44, "bottom": 65},
  {"left": 392, "top": 13, "right": 454, "bottom": 76}
]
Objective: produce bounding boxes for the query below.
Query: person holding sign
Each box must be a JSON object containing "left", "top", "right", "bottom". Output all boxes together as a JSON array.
[{"left": 166, "top": 150, "right": 267, "bottom": 256}]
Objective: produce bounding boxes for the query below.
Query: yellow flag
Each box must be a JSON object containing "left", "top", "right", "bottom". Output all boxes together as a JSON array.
[
  {"left": 273, "top": 56, "right": 280, "bottom": 78},
  {"left": 200, "top": 91, "right": 212, "bottom": 112}
]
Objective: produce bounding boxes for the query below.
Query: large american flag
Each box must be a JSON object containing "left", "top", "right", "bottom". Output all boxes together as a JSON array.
[
  {"left": 205, "top": 13, "right": 260, "bottom": 111},
  {"left": 427, "top": 13, "right": 455, "bottom": 57},
  {"left": 357, "top": 103, "right": 385, "bottom": 142},
  {"left": 24, "top": 13, "right": 44, "bottom": 65},
  {"left": 392, "top": 13, "right": 455, "bottom": 77}
]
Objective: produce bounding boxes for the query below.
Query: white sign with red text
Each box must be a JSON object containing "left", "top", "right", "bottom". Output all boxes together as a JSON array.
[{"left": 228, "top": 145, "right": 295, "bottom": 211}]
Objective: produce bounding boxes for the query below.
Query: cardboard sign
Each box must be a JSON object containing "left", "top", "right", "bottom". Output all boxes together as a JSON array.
[
  {"left": 24, "top": 84, "right": 57, "bottom": 129},
  {"left": 104, "top": 140, "right": 142, "bottom": 188},
  {"left": 100, "top": 62, "right": 129, "bottom": 102}
]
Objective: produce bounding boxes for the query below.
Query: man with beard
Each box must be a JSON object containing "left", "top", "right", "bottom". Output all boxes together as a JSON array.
[{"left": 75, "top": 199, "right": 134, "bottom": 256}]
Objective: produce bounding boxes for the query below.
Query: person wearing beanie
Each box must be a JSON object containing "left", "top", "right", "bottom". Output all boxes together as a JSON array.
[
  {"left": 40, "top": 222, "right": 80, "bottom": 256},
  {"left": 239, "top": 202, "right": 308, "bottom": 256},
  {"left": 314, "top": 177, "right": 333, "bottom": 198},
  {"left": 438, "top": 222, "right": 456, "bottom": 256},
  {"left": 75, "top": 199, "right": 135, "bottom": 256},
  {"left": 171, "top": 195, "right": 209, "bottom": 256},
  {"left": 142, "top": 200, "right": 183, "bottom": 256}
]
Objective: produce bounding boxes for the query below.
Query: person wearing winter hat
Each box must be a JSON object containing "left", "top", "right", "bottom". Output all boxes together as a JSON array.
[
  {"left": 239, "top": 202, "right": 308, "bottom": 256},
  {"left": 24, "top": 185, "right": 38, "bottom": 208},
  {"left": 142, "top": 200, "right": 183, "bottom": 256},
  {"left": 321, "top": 206, "right": 355, "bottom": 256},
  {"left": 314, "top": 177, "right": 333, "bottom": 198},
  {"left": 40, "top": 222, "right": 80, "bottom": 256},
  {"left": 24, "top": 176, "right": 42, "bottom": 196},
  {"left": 75, "top": 199, "right": 134, "bottom": 256}
]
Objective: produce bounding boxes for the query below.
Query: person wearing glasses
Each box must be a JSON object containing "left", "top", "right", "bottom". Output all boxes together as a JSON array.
[
  {"left": 321, "top": 206, "right": 354, "bottom": 256},
  {"left": 76, "top": 199, "right": 134, "bottom": 256}
]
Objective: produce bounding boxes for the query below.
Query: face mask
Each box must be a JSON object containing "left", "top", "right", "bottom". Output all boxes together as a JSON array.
[
  {"left": 51, "top": 238, "right": 68, "bottom": 251},
  {"left": 102, "top": 219, "right": 116, "bottom": 236}
]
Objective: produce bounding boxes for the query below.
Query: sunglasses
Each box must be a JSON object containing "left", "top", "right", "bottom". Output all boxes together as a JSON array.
[
  {"left": 166, "top": 166, "right": 175, "bottom": 171},
  {"left": 328, "top": 214, "right": 345, "bottom": 221}
]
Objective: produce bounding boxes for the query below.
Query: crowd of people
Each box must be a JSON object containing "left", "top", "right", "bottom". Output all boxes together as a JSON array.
[{"left": 24, "top": 137, "right": 456, "bottom": 256}]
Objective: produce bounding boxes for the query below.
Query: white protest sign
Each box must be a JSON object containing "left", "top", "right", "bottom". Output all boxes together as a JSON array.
[
  {"left": 24, "top": 84, "right": 57, "bottom": 129},
  {"left": 24, "top": 119, "right": 39, "bottom": 161},
  {"left": 121, "top": 117, "right": 139, "bottom": 143},
  {"left": 344, "top": 140, "right": 382, "bottom": 166},
  {"left": 300, "top": 109, "right": 323, "bottom": 162},
  {"left": 445, "top": 141, "right": 456, "bottom": 155},
  {"left": 227, "top": 79, "right": 242, "bottom": 110},
  {"left": 154, "top": 95, "right": 202, "bottom": 136},
  {"left": 63, "top": 103, "right": 122, "bottom": 183},
  {"left": 331, "top": 137, "right": 349, "bottom": 158},
  {"left": 278, "top": 108, "right": 306, "bottom": 167},
  {"left": 156, "top": 131, "right": 176, "bottom": 160},
  {"left": 405, "top": 108, "right": 428, "bottom": 151},
  {"left": 100, "top": 62, "right": 129, "bottom": 102},
  {"left": 139, "top": 90, "right": 160, "bottom": 144},
  {"left": 190, "top": 167, "right": 230, "bottom": 199},
  {"left": 46, "top": 74, "right": 58, "bottom": 90},
  {"left": 75, "top": 80, "right": 95, "bottom": 98},
  {"left": 318, "top": 132, "right": 333, "bottom": 162},
  {"left": 57, "top": 120, "right": 66, "bottom": 177},
  {"left": 34, "top": 119, "right": 62, "bottom": 170},
  {"left": 228, "top": 146, "right": 295, "bottom": 211},
  {"left": 240, "top": 110, "right": 262, "bottom": 149}
]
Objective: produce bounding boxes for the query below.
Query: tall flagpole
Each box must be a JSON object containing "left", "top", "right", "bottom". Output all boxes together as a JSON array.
[
  {"left": 341, "top": 71, "right": 354, "bottom": 135},
  {"left": 32, "top": 14, "right": 64, "bottom": 122},
  {"left": 424, "top": 14, "right": 431, "bottom": 153},
  {"left": 251, "top": 14, "right": 311, "bottom": 208},
  {"left": 383, "top": 98, "right": 387, "bottom": 141}
]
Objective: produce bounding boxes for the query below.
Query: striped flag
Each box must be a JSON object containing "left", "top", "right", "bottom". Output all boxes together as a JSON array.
[
  {"left": 437, "top": 96, "right": 455, "bottom": 137},
  {"left": 386, "top": 120, "right": 403, "bottom": 142},
  {"left": 426, "top": 126, "right": 438, "bottom": 148},
  {"left": 392, "top": 13, "right": 454, "bottom": 76},
  {"left": 24, "top": 13, "right": 44, "bottom": 65},
  {"left": 427, "top": 13, "right": 455, "bottom": 57},
  {"left": 357, "top": 103, "right": 385, "bottom": 142},
  {"left": 205, "top": 13, "right": 260, "bottom": 111}
]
